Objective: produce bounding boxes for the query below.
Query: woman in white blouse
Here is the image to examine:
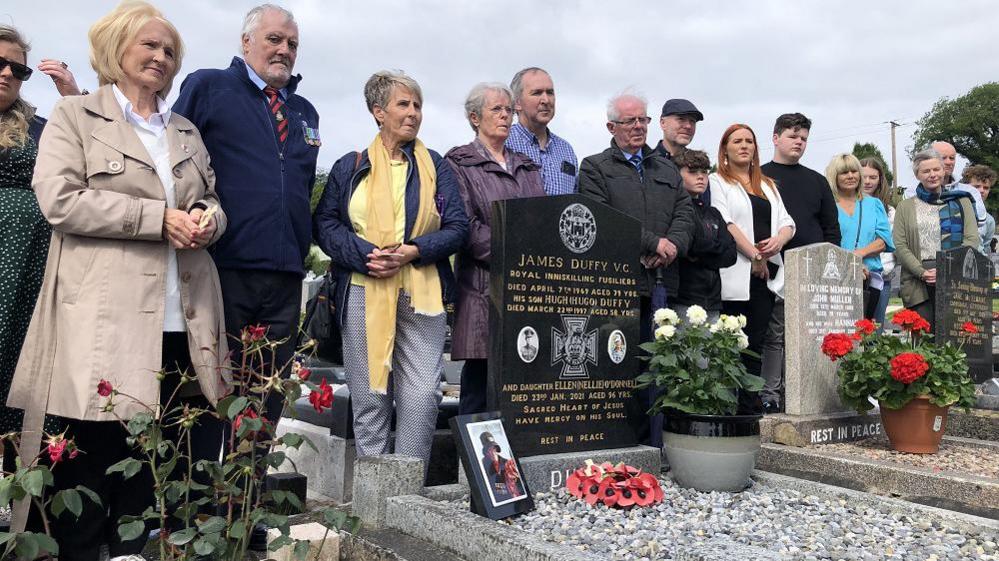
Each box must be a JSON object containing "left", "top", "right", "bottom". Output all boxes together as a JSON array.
[{"left": 709, "top": 124, "right": 795, "bottom": 395}]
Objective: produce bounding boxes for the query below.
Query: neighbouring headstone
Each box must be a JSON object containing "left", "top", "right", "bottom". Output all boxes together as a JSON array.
[
  {"left": 265, "top": 472, "right": 307, "bottom": 515},
  {"left": 784, "top": 243, "right": 864, "bottom": 416},
  {"left": 488, "top": 195, "right": 644, "bottom": 457},
  {"left": 935, "top": 246, "right": 993, "bottom": 383}
]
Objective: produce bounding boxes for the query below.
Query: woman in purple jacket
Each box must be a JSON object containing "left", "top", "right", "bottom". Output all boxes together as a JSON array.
[{"left": 446, "top": 82, "right": 545, "bottom": 414}]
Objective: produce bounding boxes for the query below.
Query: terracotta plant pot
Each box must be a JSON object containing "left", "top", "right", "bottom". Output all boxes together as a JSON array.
[{"left": 878, "top": 396, "right": 949, "bottom": 454}]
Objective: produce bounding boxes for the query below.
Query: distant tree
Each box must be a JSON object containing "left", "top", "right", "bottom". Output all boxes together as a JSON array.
[
  {"left": 910, "top": 82, "right": 999, "bottom": 171},
  {"left": 851, "top": 142, "right": 894, "bottom": 186},
  {"left": 311, "top": 168, "right": 328, "bottom": 213},
  {"left": 303, "top": 168, "right": 331, "bottom": 276}
]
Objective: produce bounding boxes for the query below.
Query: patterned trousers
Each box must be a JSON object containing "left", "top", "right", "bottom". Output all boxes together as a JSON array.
[{"left": 342, "top": 285, "right": 444, "bottom": 473}]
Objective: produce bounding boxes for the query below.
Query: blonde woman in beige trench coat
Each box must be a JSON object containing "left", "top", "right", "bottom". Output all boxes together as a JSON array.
[{"left": 5, "top": 3, "right": 229, "bottom": 558}]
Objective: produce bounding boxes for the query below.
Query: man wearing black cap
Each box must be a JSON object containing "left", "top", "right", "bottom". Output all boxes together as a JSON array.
[{"left": 656, "top": 99, "right": 704, "bottom": 160}]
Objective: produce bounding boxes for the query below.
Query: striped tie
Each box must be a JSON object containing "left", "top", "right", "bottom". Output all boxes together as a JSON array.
[
  {"left": 264, "top": 86, "right": 288, "bottom": 144},
  {"left": 630, "top": 154, "right": 644, "bottom": 180}
]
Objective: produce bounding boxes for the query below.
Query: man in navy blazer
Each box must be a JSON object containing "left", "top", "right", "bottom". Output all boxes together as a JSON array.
[{"left": 172, "top": 4, "right": 319, "bottom": 462}]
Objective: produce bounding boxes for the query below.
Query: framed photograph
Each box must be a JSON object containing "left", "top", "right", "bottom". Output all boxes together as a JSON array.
[{"left": 449, "top": 412, "right": 533, "bottom": 519}]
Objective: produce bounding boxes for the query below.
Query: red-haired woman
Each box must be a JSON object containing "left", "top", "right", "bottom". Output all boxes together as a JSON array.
[{"left": 709, "top": 124, "right": 795, "bottom": 391}]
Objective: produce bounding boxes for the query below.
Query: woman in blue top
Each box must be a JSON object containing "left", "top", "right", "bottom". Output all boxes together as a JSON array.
[{"left": 826, "top": 154, "right": 894, "bottom": 320}]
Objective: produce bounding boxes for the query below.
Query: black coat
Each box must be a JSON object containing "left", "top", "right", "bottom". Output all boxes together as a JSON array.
[
  {"left": 578, "top": 141, "right": 695, "bottom": 296},
  {"left": 674, "top": 199, "right": 737, "bottom": 310}
]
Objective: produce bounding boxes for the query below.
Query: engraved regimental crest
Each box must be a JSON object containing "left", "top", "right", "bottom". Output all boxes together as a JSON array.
[
  {"left": 558, "top": 203, "right": 597, "bottom": 254},
  {"left": 551, "top": 315, "right": 598, "bottom": 379}
]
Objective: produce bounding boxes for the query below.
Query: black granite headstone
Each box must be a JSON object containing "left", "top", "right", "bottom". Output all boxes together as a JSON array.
[
  {"left": 488, "top": 195, "right": 644, "bottom": 457},
  {"left": 935, "top": 246, "right": 993, "bottom": 383},
  {"left": 264, "top": 472, "right": 307, "bottom": 515}
]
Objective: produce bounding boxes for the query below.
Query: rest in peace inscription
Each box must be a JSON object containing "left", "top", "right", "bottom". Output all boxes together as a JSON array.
[{"left": 489, "top": 196, "right": 643, "bottom": 457}]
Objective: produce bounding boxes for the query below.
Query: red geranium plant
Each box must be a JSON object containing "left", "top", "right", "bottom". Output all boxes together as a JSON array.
[
  {"left": 565, "top": 460, "right": 663, "bottom": 509},
  {"left": 820, "top": 311, "right": 977, "bottom": 412}
]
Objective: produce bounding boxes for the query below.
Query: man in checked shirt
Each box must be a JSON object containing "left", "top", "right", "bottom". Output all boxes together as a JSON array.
[{"left": 505, "top": 67, "right": 578, "bottom": 195}]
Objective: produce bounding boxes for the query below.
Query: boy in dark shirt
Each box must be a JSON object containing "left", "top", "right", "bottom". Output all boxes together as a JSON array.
[
  {"left": 761, "top": 113, "right": 840, "bottom": 250},
  {"left": 672, "top": 149, "right": 737, "bottom": 323},
  {"left": 758, "top": 113, "right": 841, "bottom": 412}
]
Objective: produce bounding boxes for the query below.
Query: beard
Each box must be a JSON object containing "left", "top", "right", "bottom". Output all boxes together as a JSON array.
[{"left": 262, "top": 65, "right": 292, "bottom": 87}]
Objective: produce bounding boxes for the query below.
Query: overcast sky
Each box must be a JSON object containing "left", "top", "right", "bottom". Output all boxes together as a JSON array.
[{"left": 6, "top": 1, "right": 998, "bottom": 188}]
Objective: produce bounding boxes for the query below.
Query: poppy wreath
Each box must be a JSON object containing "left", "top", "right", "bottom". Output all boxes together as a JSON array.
[{"left": 565, "top": 460, "right": 664, "bottom": 508}]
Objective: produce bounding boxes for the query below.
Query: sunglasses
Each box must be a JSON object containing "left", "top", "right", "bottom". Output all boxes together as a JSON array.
[{"left": 0, "top": 57, "right": 32, "bottom": 81}]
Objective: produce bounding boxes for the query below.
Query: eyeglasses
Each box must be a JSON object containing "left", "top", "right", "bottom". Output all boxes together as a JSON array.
[
  {"left": 0, "top": 57, "right": 32, "bottom": 81},
  {"left": 611, "top": 116, "right": 651, "bottom": 127},
  {"left": 487, "top": 105, "right": 514, "bottom": 116}
]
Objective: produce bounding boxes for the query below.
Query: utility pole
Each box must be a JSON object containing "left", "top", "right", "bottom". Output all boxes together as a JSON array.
[{"left": 889, "top": 120, "right": 900, "bottom": 192}]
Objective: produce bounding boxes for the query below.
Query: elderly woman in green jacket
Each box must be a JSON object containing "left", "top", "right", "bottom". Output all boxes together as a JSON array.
[{"left": 893, "top": 148, "right": 979, "bottom": 327}]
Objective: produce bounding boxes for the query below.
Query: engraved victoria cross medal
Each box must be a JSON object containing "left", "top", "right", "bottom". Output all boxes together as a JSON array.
[{"left": 551, "top": 315, "right": 598, "bottom": 379}]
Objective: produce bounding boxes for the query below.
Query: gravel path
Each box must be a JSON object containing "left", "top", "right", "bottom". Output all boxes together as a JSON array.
[
  {"left": 813, "top": 438, "right": 998, "bottom": 480},
  {"left": 502, "top": 478, "right": 998, "bottom": 561}
]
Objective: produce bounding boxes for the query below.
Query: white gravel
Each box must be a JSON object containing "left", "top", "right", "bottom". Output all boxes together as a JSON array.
[{"left": 499, "top": 478, "right": 998, "bottom": 561}]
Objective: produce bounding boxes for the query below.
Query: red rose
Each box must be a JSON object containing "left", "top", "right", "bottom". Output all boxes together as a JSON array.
[
  {"left": 854, "top": 319, "right": 876, "bottom": 335},
  {"left": 962, "top": 321, "right": 979, "bottom": 335},
  {"left": 297, "top": 368, "right": 311, "bottom": 381},
  {"left": 47, "top": 439, "right": 67, "bottom": 464},
  {"left": 243, "top": 324, "right": 267, "bottom": 343},
  {"left": 821, "top": 333, "right": 854, "bottom": 361},
  {"left": 234, "top": 407, "right": 259, "bottom": 435},
  {"left": 309, "top": 379, "right": 334, "bottom": 413},
  {"left": 890, "top": 352, "right": 930, "bottom": 384},
  {"left": 97, "top": 379, "right": 113, "bottom": 397}
]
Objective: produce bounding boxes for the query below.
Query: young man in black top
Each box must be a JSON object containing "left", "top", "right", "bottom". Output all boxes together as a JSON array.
[{"left": 758, "top": 113, "right": 841, "bottom": 412}]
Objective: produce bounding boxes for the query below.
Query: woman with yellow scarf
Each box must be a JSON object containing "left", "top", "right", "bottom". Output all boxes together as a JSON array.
[{"left": 313, "top": 71, "right": 468, "bottom": 474}]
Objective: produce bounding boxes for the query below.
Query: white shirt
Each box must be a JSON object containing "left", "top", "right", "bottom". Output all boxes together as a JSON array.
[
  {"left": 709, "top": 173, "right": 796, "bottom": 301},
  {"left": 244, "top": 58, "right": 288, "bottom": 100},
  {"left": 112, "top": 85, "right": 186, "bottom": 332}
]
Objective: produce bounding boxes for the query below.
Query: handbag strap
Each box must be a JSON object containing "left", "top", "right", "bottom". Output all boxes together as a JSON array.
[{"left": 852, "top": 198, "right": 864, "bottom": 250}]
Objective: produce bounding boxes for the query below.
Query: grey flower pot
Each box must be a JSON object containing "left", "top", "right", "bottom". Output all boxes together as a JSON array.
[{"left": 662, "top": 413, "right": 762, "bottom": 492}]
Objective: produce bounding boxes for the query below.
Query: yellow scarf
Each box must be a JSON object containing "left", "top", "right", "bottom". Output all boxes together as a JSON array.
[{"left": 364, "top": 134, "right": 443, "bottom": 393}]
